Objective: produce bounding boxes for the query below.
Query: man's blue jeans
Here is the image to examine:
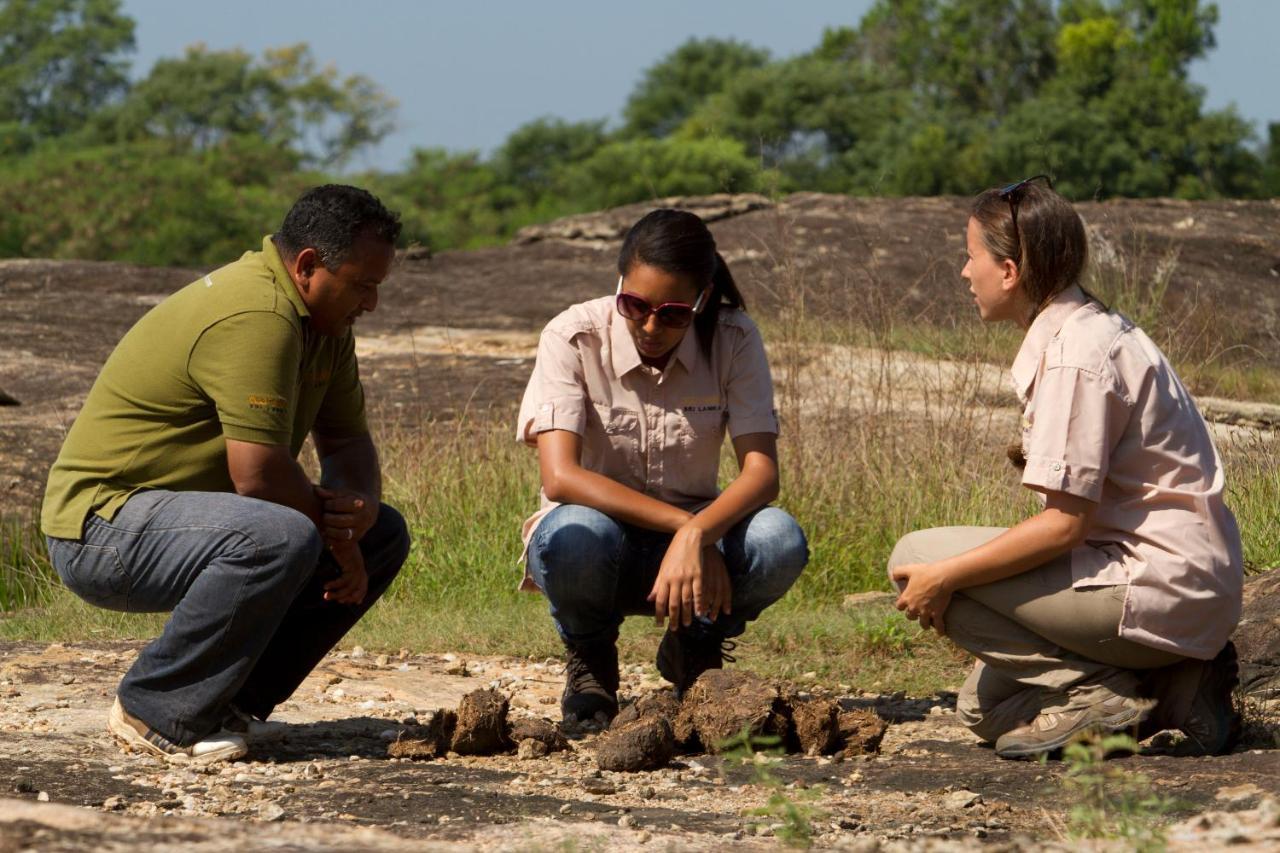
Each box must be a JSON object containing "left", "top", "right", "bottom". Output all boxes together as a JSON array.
[
  {"left": 46, "top": 490, "right": 409, "bottom": 747},
  {"left": 525, "top": 504, "right": 808, "bottom": 644}
]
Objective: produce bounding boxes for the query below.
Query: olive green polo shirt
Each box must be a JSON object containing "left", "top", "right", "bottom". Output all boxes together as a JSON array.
[{"left": 41, "top": 236, "right": 368, "bottom": 540}]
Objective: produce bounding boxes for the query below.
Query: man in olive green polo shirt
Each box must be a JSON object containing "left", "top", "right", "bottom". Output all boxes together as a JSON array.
[{"left": 42, "top": 184, "right": 409, "bottom": 762}]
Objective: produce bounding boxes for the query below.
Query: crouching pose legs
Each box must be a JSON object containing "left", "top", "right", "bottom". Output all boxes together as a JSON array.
[
  {"left": 42, "top": 185, "right": 410, "bottom": 761},
  {"left": 528, "top": 503, "right": 807, "bottom": 719},
  {"left": 888, "top": 178, "right": 1242, "bottom": 759},
  {"left": 515, "top": 209, "right": 808, "bottom": 722}
]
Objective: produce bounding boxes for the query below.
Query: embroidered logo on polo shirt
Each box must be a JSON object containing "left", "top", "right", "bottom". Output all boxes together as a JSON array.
[
  {"left": 247, "top": 395, "right": 288, "bottom": 415},
  {"left": 680, "top": 395, "right": 724, "bottom": 414}
]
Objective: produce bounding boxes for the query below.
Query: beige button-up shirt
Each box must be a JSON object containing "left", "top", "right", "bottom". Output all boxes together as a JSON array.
[
  {"left": 1012, "top": 285, "right": 1243, "bottom": 659},
  {"left": 515, "top": 296, "right": 779, "bottom": 588}
]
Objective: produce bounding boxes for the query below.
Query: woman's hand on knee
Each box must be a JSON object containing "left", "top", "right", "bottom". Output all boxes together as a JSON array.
[
  {"left": 649, "top": 527, "right": 729, "bottom": 628},
  {"left": 700, "top": 546, "right": 732, "bottom": 621},
  {"left": 889, "top": 562, "right": 951, "bottom": 634}
]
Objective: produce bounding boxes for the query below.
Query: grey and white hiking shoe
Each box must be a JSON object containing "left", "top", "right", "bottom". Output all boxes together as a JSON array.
[{"left": 109, "top": 697, "right": 246, "bottom": 764}]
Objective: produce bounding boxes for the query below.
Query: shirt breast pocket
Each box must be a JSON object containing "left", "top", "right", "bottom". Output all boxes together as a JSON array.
[
  {"left": 676, "top": 409, "right": 726, "bottom": 487},
  {"left": 592, "top": 404, "right": 642, "bottom": 482}
]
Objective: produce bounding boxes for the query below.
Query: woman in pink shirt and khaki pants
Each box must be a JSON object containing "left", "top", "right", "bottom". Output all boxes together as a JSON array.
[
  {"left": 517, "top": 209, "right": 808, "bottom": 724},
  {"left": 890, "top": 177, "right": 1244, "bottom": 759}
]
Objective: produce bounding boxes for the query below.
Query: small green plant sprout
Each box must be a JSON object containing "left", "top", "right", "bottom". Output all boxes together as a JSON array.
[
  {"left": 1060, "top": 731, "right": 1177, "bottom": 851},
  {"left": 718, "top": 726, "right": 825, "bottom": 848}
]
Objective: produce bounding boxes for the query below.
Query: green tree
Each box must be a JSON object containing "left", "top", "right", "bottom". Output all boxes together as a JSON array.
[
  {"left": 560, "top": 137, "right": 764, "bottom": 210},
  {"left": 1262, "top": 123, "right": 1280, "bottom": 197},
  {"left": 369, "top": 147, "right": 510, "bottom": 251},
  {"left": 623, "top": 37, "right": 770, "bottom": 138},
  {"left": 493, "top": 116, "right": 607, "bottom": 200},
  {"left": 0, "top": 0, "right": 135, "bottom": 151},
  {"left": 96, "top": 43, "right": 395, "bottom": 167},
  {"left": 851, "top": 0, "right": 1059, "bottom": 115},
  {"left": 0, "top": 138, "right": 302, "bottom": 264}
]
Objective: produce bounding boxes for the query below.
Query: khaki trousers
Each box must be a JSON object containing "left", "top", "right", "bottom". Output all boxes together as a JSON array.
[{"left": 888, "top": 527, "right": 1185, "bottom": 743}]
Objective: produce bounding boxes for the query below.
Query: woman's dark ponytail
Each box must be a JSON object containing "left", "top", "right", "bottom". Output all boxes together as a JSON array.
[
  {"left": 694, "top": 251, "right": 746, "bottom": 356},
  {"left": 617, "top": 209, "right": 747, "bottom": 359}
]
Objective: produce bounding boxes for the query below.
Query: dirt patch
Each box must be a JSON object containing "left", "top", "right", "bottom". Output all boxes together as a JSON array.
[{"left": 0, "top": 641, "right": 1276, "bottom": 850}]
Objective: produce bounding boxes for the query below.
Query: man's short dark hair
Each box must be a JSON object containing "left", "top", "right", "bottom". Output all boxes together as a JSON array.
[{"left": 274, "top": 185, "right": 402, "bottom": 270}]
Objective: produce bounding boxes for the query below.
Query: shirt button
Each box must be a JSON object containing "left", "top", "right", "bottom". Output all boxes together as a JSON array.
[{"left": 1052, "top": 462, "right": 1062, "bottom": 472}]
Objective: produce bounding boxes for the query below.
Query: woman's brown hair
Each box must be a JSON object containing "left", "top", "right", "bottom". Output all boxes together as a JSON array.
[{"left": 970, "top": 179, "right": 1091, "bottom": 320}]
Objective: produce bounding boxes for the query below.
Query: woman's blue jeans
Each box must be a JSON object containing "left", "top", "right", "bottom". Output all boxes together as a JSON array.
[{"left": 525, "top": 504, "right": 808, "bottom": 644}]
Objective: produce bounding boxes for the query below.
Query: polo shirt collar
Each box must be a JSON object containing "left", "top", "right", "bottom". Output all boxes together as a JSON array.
[
  {"left": 1010, "top": 284, "right": 1089, "bottom": 403},
  {"left": 609, "top": 304, "right": 701, "bottom": 377},
  {"left": 610, "top": 306, "right": 642, "bottom": 377},
  {"left": 669, "top": 319, "right": 701, "bottom": 373},
  {"left": 262, "top": 235, "right": 310, "bottom": 319}
]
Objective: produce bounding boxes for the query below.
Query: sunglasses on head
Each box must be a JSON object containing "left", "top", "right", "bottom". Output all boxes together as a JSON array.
[
  {"left": 615, "top": 275, "right": 709, "bottom": 329},
  {"left": 997, "top": 174, "right": 1053, "bottom": 256}
]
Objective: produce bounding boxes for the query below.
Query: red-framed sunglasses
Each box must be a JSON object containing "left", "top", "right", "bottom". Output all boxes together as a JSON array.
[{"left": 614, "top": 276, "right": 709, "bottom": 329}]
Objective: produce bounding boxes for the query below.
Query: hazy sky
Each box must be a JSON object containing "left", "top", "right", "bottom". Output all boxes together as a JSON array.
[{"left": 121, "top": 0, "right": 1278, "bottom": 172}]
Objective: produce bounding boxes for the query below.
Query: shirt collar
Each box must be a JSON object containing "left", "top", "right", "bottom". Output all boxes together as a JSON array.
[
  {"left": 1010, "top": 284, "right": 1089, "bottom": 403},
  {"left": 609, "top": 306, "right": 642, "bottom": 377},
  {"left": 608, "top": 303, "right": 702, "bottom": 378},
  {"left": 261, "top": 235, "right": 310, "bottom": 319}
]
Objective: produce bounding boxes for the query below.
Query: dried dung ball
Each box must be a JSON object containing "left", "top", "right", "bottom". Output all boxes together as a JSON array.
[
  {"left": 450, "top": 689, "right": 510, "bottom": 755},
  {"left": 508, "top": 717, "right": 567, "bottom": 753},
  {"left": 596, "top": 716, "right": 675, "bottom": 772},
  {"left": 385, "top": 709, "right": 456, "bottom": 760},
  {"left": 838, "top": 709, "right": 888, "bottom": 756},
  {"left": 792, "top": 698, "right": 841, "bottom": 755},
  {"left": 612, "top": 690, "right": 682, "bottom": 727},
  {"left": 613, "top": 689, "right": 698, "bottom": 753},
  {"left": 681, "top": 670, "right": 789, "bottom": 753}
]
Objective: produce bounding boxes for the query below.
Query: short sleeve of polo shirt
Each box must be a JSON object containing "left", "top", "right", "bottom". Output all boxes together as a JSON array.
[
  {"left": 1021, "top": 361, "right": 1132, "bottom": 502},
  {"left": 312, "top": 331, "right": 369, "bottom": 437},
  {"left": 725, "top": 324, "right": 779, "bottom": 438},
  {"left": 188, "top": 311, "right": 301, "bottom": 445},
  {"left": 519, "top": 327, "right": 588, "bottom": 440}
]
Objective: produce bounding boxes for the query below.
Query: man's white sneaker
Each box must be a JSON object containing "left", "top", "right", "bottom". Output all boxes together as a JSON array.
[
  {"left": 108, "top": 697, "right": 246, "bottom": 763},
  {"left": 221, "top": 703, "right": 288, "bottom": 743}
]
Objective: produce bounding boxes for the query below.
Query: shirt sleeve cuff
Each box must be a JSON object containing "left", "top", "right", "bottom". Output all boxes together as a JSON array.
[
  {"left": 1021, "top": 456, "right": 1102, "bottom": 502},
  {"left": 533, "top": 399, "right": 586, "bottom": 435},
  {"left": 221, "top": 422, "right": 292, "bottom": 446},
  {"left": 728, "top": 411, "right": 779, "bottom": 439}
]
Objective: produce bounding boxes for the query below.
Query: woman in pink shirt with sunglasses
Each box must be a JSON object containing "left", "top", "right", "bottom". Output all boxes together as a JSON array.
[
  {"left": 889, "top": 177, "right": 1244, "bottom": 759},
  {"left": 517, "top": 208, "right": 808, "bottom": 724}
]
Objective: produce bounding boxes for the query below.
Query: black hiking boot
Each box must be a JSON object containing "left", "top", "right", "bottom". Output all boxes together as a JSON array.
[
  {"left": 1138, "top": 641, "right": 1241, "bottom": 755},
  {"left": 656, "top": 626, "right": 736, "bottom": 699},
  {"left": 1179, "top": 641, "right": 1241, "bottom": 755},
  {"left": 561, "top": 634, "right": 620, "bottom": 724}
]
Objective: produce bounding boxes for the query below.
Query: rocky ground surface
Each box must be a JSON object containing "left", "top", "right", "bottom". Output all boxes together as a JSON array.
[
  {"left": 2, "top": 194, "right": 1279, "bottom": 849},
  {"left": 0, "top": 638, "right": 1277, "bottom": 852},
  {"left": 2, "top": 193, "right": 1278, "bottom": 517}
]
